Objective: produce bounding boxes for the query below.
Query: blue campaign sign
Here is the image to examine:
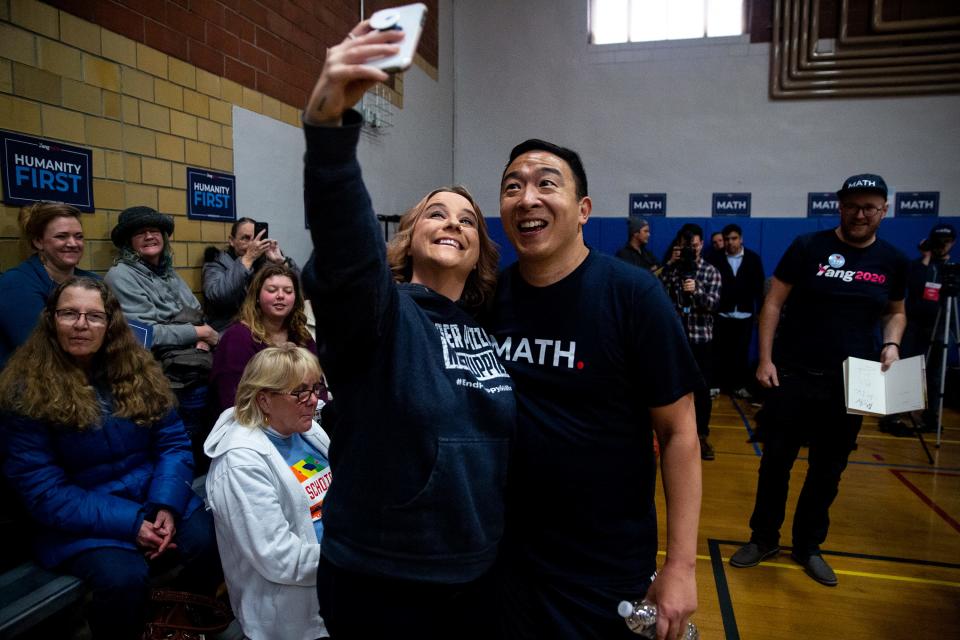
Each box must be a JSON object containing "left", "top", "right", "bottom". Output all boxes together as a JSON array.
[
  {"left": 712, "top": 192, "right": 751, "bottom": 217},
  {"left": 895, "top": 191, "right": 939, "bottom": 217},
  {"left": 187, "top": 167, "right": 236, "bottom": 222},
  {"left": 0, "top": 130, "right": 94, "bottom": 211},
  {"left": 629, "top": 193, "right": 666, "bottom": 217},
  {"left": 808, "top": 192, "right": 839, "bottom": 217}
]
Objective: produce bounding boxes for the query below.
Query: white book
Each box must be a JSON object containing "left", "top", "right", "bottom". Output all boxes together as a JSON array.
[{"left": 842, "top": 355, "right": 926, "bottom": 416}]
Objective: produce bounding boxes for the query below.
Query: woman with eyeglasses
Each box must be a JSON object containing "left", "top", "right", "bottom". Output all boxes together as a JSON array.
[
  {"left": 210, "top": 263, "right": 320, "bottom": 416},
  {"left": 0, "top": 277, "right": 221, "bottom": 640},
  {"left": 300, "top": 22, "right": 515, "bottom": 638},
  {"left": 104, "top": 205, "right": 219, "bottom": 351},
  {"left": 204, "top": 344, "right": 331, "bottom": 640},
  {"left": 0, "top": 201, "right": 98, "bottom": 368}
]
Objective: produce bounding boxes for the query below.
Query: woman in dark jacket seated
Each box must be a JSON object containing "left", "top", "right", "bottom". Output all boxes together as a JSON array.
[
  {"left": 0, "top": 277, "right": 220, "bottom": 640},
  {"left": 303, "top": 22, "right": 515, "bottom": 638}
]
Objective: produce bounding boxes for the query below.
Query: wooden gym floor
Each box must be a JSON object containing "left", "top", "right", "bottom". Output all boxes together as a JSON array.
[{"left": 657, "top": 394, "right": 960, "bottom": 639}]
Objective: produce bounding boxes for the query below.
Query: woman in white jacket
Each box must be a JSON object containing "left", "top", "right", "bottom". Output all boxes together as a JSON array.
[{"left": 204, "top": 344, "right": 331, "bottom": 640}]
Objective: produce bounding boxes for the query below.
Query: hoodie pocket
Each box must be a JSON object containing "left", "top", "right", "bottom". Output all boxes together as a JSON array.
[{"left": 381, "top": 437, "right": 509, "bottom": 558}]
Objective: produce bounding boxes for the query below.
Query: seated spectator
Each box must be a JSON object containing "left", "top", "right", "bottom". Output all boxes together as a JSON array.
[
  {"left": 202, "top": 217, "right": 298, "bottom": 332},
  {"left": 105, "top": 206, "right": 219, "bottom": 468},
  {"left": 0, "top": 202, "right": 97, "bottom": 367},
  {"left": 210, "top": 263, "right": 318, "bottom": 415},
  {"left": 0, "top": 277, "right": 221, "bottom": 640},
  {"left": 105, "top": 206, "right": 218, "bottom": 350},
  {"left": 205, "top": 344, "right": 330, "bottom": 640}
]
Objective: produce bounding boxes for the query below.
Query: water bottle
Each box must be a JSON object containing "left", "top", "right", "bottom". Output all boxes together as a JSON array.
[{"left": 617, "top": 600, "right": 699, "bottom": 639}]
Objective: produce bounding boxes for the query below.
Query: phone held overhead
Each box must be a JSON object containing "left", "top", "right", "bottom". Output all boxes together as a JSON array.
[{"left": 366, "top": 3, "right": 427, "bottom": 73}]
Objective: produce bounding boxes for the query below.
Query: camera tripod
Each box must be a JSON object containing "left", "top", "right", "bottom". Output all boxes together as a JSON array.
[{"left": 924, "top": 291, "right": 959, "bottom": 449}]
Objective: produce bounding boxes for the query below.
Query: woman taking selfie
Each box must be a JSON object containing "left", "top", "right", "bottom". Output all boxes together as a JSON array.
[
  {"left": 210, "top": 263, "right": 318, "bottom": 415},
  {"left": 0, "top": 277, "right": 219, "bottom": 640},
  {"left": 300, "top": 20, "right": 515, "bottom": 638}
]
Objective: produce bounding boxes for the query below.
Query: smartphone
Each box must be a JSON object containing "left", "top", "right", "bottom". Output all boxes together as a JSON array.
[
  {"left": 253, "top": 221, "right": 269, "bottom": 239},
  {"left": 367, "top": 3, "right": 428, "bottom": 73}
]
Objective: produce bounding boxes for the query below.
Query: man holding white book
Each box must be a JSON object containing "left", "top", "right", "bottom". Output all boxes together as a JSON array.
[{"left": 729, "top": 173, "right": 908, "bottom": 587}]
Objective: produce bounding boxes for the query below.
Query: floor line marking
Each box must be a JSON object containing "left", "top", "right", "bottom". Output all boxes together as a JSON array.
[
  {"left": 708, "top": 539, "right": 741, "bottom": 640},
  {"left": 890, "top": 469, "right": 960, "bottom": 535},
  {"left": 729, "top": 397, "right": 762, "bottom": 456},
  {"left": 711, "top": 540, "right": 960, "bottom": 570},
  {"left": 720, "top": 559, "right": 960, "bottom": 588}
]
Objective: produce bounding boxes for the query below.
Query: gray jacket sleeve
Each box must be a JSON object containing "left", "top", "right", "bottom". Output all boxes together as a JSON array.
[
  {"left": 105, "top": 265, "right": 199, "bottom": 347},
  {"left": 202, "top": 254, "right": 252, "bottom": 307}
]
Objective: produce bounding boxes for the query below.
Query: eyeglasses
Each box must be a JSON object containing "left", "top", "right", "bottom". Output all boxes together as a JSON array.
[
  {"left": 839, "top": 203, "right": 884, "bottom": 218},
  {"left": 273, "top": 382, "right": 327, "bottom": 404},
  {"left": 55, "top": 309, "right": 108, "bottom": 326}
]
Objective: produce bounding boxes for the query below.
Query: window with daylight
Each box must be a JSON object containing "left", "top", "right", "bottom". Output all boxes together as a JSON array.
[{"left": 591, "top": 0, "right": 745, "bottom": 45}]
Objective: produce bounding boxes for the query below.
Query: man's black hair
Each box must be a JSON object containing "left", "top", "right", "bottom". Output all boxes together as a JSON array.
[
  {"left": 679, "top": 223, "right": 703, "bottom": 241},
  {"left": 722, "top": 223, "right": 742, "bottom": 237},
  {"left": 504, "top": 139, "right": 588, "bottom": 200}
]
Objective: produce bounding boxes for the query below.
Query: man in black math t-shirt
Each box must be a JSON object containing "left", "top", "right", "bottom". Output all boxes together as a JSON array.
[
  {"left": 488, "top": 139, "right": 703, "bottom": 639},
  {"left": 730, "top": 173, "right": 907, "bottom": 587}
]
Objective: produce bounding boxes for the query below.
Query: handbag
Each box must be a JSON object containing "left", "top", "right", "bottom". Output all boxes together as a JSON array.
[{"left": 141, "top": 589, "right": 233, "bottom": 640}]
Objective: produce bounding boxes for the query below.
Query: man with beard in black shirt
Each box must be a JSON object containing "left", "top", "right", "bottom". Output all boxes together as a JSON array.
[{"left": 730, "top": 173, "right": 907, "bottom": 587}]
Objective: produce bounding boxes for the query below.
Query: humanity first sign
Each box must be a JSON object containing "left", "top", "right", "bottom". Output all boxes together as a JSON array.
[
  {"left": 0, "top": 130, "right": 94, "bottom": 211},
  {"left": 187, "top": 167, "right": 236, "bottom": 222}
]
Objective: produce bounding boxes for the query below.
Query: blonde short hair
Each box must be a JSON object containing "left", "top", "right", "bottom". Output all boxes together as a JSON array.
[{"left": 234, "top": 344, "right": 322, "bottom": 428}]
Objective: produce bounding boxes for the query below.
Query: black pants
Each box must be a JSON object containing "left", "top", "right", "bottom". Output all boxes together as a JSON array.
[
  {"left": 316, "top": 554, "right": 495, "bottom": 639},
  {"left": 747, "top": 366, "right": 862, "bottom": 557},
  {"left": 496, "top": 559, "right": 651, "bottom": 640},
  {"left": 62, "top": 507, "right": 221, "bottom": 640},
  {"left": 689, "top": 341, "right": 713, "bottom": 438},
  {"left": 714, "top": 315, "right": 754, "bottom": 391}
]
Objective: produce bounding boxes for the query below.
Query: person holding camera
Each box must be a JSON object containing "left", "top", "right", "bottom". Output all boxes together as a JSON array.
[
  {"left": 661, "top": 223, "right": 722, "bottom": 460},
  {"left": 202, "top": 218, "right": 299, "bottom": 332},
  {"left": 730, "top": 174, "right": 907, "bottom": 586},
  {"left": 905, "top": 223, "right": 956, "bottom": 430}
]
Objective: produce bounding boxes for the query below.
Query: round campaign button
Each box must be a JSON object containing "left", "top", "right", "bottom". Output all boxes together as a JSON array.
[{"left": 828, "top": 253, "right": 845, "bottom": 269}]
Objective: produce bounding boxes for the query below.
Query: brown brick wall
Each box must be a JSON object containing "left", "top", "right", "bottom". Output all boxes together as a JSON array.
[
  {"left": 1, "top": 0, "right": 302, "bottom": 292},
  {"left": 42, "top": 0, "right": 440, "bottom": 110}
]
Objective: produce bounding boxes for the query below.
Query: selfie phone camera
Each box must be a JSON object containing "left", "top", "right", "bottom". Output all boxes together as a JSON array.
[{"left": 366, "top": 3, "right": 427, "bottom": 73}]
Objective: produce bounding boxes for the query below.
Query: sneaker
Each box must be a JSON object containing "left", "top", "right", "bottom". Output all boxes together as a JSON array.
[
  {"left": 730, "top": 542, "right": 780, "bottom": 568},
  {"left": 791, "top": 552, "right": 838, "bottom": 586},
  {"left": 699, "top": 437, "right": 715, "bottom": 461},
  {"left": 733, "top": 387, "right": 754, "bottom": 400},
  {"left": 709, "top": 388, "right": 720, "bottom": 400}
]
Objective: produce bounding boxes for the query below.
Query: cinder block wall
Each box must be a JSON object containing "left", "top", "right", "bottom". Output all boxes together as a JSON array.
[{"left": 0, "top": 0, "right": 439, "bottom": 293}]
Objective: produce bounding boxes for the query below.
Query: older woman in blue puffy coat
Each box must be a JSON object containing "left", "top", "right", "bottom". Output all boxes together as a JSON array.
[{"left": 0, "top": 277, "right": 221, "bottom": 640}]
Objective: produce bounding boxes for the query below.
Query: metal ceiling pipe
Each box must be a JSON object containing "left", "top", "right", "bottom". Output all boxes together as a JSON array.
[
  {"left": 785, "top": 0, "right": 960, "bottom": 82},
  {"left": 799, "top": 0, "right": 960, "bottom": 70},
  {"left": 840, "top": 0, "right": 960, "bottom": 44},
  {"left": 807, "top": 0, "right": 960, "bottom": 62},
  {"left": 770, "top": 0, "right": 960, "bottom": 98},
  {"left": 870, "top": 0, "right": 960, "bottom": 32}
]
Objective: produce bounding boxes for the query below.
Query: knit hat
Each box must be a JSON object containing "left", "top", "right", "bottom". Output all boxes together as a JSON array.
[{"left": 111, "top": 206, "right": 174, "bottom": 247}]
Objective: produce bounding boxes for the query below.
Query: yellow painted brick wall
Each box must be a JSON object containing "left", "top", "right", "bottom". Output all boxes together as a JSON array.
[{"left": 0, "top": 0, "right": 304, "bottom": 296}]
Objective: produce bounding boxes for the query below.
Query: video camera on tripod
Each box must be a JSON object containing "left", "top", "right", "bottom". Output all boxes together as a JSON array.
[{"left": 675, "top": 233, "right": 699, "bottom": 315}]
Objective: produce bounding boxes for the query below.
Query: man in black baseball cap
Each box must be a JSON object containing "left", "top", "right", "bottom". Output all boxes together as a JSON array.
[{"left": 730, "top": 171, "right": 908, "bottom": 587}]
